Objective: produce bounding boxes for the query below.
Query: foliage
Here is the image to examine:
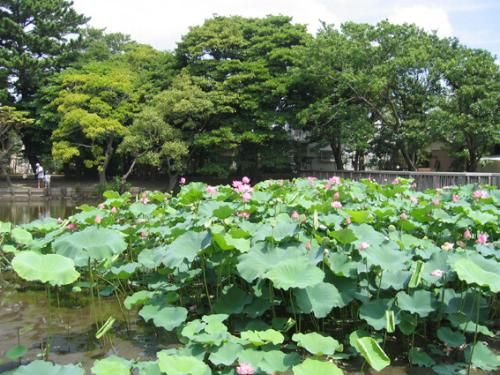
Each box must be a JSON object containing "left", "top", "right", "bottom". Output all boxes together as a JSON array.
[{"left": 1, "top": 177, "right": 499, "bottom": 374}]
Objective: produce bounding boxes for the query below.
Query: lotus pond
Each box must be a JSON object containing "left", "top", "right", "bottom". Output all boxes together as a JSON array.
[{"left": 0, "top": 177, "right": 498, "bottom": 374}]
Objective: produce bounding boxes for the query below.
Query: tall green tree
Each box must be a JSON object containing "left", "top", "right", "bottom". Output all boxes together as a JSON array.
[
  {"left": 431, "top": 46, "right": 500, "bottom": 171},
  {"left": 0, "top": 106, "right": 33, "bottom": 187},
  {"left": 0, "top": 0, "right": 88, "bottom": 165},
  {"left": 49, "top": 60, "right": 139, "bottom": 183},
  {"left": 176, "top": 15, "right": 311, "bottom": 175}
]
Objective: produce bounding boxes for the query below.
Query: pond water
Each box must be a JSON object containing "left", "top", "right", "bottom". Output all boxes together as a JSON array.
[
  {"left": 0, "top": 281, "right": 176, "bottom": 373},
  {"left": 0, "top": 200, "right": 81, "bottom": 225}
]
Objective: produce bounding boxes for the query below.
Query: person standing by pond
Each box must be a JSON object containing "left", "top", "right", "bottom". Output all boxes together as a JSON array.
[
  {"left": 35, "top": 163, "right": 44, "bottom": 188},
  {"left": 44, "top": 170, "right": 51, "bottom": 189}
]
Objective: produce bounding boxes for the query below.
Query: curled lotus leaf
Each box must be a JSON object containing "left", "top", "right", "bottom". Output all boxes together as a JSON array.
[{"left": 452, "top": 258, "right": 500, "bottom": 293}]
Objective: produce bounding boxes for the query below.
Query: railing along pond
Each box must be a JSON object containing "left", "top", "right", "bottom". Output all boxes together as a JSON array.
[{"left": 298, "top": 170, "right": 500, "bottom": 190}]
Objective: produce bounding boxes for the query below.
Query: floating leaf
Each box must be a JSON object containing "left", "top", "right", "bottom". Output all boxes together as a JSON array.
[
  {"left": 292, "top": 332, "right": 340, "bottom": 356},
  {"left": 241, "top": 329, "right": 284, "bottom": 346},
  {"left": 12, "top": 251, "right": 79, "bottom": 285},
  {"left": 292, "top": 358, "right": 343, "bottom": 375},
  {"left": 354, "top": 336, "right": 390, "bottom": 372}
]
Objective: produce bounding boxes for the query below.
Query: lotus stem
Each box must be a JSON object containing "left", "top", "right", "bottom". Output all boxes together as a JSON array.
[
  {"left": 201, "top": 256, "right": 212, "bottom": 311},
  {"left": 269, "top": 281, "right": 276, "bottom": 320},
  {"left": 467, "top": 290, "right": 481, "bottom": 375}
]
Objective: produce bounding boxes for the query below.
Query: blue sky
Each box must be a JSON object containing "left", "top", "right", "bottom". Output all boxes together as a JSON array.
[{"left": 72, "top": 0, "right": 500, "bottom": 58}]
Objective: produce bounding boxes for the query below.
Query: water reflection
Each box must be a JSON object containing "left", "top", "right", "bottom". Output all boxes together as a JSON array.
[{"left": 0, "top": 200, "right": 79, "bottom": 224}]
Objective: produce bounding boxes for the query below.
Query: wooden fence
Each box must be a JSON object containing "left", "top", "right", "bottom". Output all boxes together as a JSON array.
[{"left": 298, "top": 170, "right": 500, "bottom": 190}]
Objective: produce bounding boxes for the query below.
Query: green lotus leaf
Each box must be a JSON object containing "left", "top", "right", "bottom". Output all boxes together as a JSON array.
[
  {"left": 5, "top": 344, "right": 27, "bottom": 360},
  {"left": 295, "top": 282, "right": 343, "bottom": 317},
  {"left": 138, "top": 247, "right": 166, "bottom": 269},
  {"left": 399, "top": 311, "right": 418, "bottom": 335},
  {"left": 237, "top": 245, "right": 298, "bottom": 282},
  {"left": 379, "top": 269, "right": 411, "bottom": 290},
  {"left": 465, "top": 341, "right": 500, "bottom": 371},
  {"left": 351, "top": 224, "right": 386, "bottom": 247},
  {"left": 53, "top": 226, "right": 127, "bottom": 266},
  {"left": 409, "top": 348, "right": 435, "bottom": 367},
  {"left": 437, "top": 327, "right": 466, "bottom": 348},
  {"left": 264, "top": 258, "right": 324, "bottom": 290},
  {"left": 396, "top": 290, "right": 437, "bottom": 317},
  {"left": 91, "top": 356, "right": 132, "bottom": 375},
  {"left": 11, "top": 227, "right": 33, "bottom": 245},
  {"left": 208, "top": 342, "right": 242, "bottom": 366},
  {"left": 292, "top": 358, "right": 343, "bottom": 375},
  {"left": 327, "top": 253, "right": 358, "bottom": 278},
  {"left": 272, "top": 220, "right": 298, "bottom": 242},
  {"left": 354, "top": 336, "right": 390, "bottom": 372},
  {"left": 259, "top": 350, "right": 300, "bottom": 374},
  {"left": 432, "top": 363, "right": 467, "bottom": 375},
  {"left": 214, "top": 286, "right": 252, "bottom": 314},
  {"left": 359, "top": 298, "right": 397, "bottom": 330},
  {"left": 12, "top": 251, "right": 79, "bottom": 286},
  {"left": 134, "top": 361, "right": 162, "bottom": 375},
  {"left": 13, "top": 360, "right": 84, "bottom": 375},
  {"left": 330, "top": 228, "right": 357, "bottom": 244},
  {"left": 124, "top": 290, "right": 156, "bottom": 310},
  {"left": 447, "top": 313, "right": 495, "bottom": 337},
  {"left": 292, "top": 332, "right": 340, "bottom": 356},
  {"left": 139, "top": 305, "right": 187, "bottom": 331},
  {"left": 0, "top": 221, "right": 11, "bottom": 233},
  {"left": 452, "top": 258, "right": 500, "bottom": 292},
  {"left": 237, "top": 349, "right": 264, "bottom": 370},
  {"left": 364, "top": 243, "right": 411, "bottom": 270},
  {"left": 241, "top": 329, "right": 284, "bottom": 346},
  {"left": 162, "top": 231, "right": 211, "bottom": 268},
  {"left": 157, "top": 352, "right": 211, "bottom": 375}
]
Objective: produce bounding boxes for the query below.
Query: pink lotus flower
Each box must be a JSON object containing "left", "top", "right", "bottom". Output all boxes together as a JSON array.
[
  {"left": 452, "top": 194, "right": 460, "bottom": 202},
  {"left": 476, "top": 232, "right": 488, "bottom": 245},
  {"left": 237, "top": 211, "right": 250, "bottom": 219},
  {"left": 410, "top": 182, "right": 417, "bottom": 189},
  {"left": 328, "top": 176, "right": 341, "bottom": 185},
  {"left": 333, "top": 192, "right": 340, "bottom": 201},
  {"left": 400, "top": 212, "right": 408, "bottom": 220},
  {"left": 232, "top": 180, "right": 242, "bottom": 188},
  {"left": 95, "top": 215, "right": 102, "bottom": 224},
  {"left": 431, "top": 269, "right": 444, "bottom": 278},
  {"left": 140, "top": 197, "right": 150, "bottom": 204},
  {"left": 472, "top": 190, "right": 488, "bottom": 199},
  {"left": 410, "top": 196, "right": 418, "bottom": 204},
  {"left": 98, "top": 203, "right": 105, "bottom": 209},
  {"left": 441, "top": 242, "right": 454, "bottom": 251},
  {"left": 236, "top": 363, "right": 255, "bottom": 375},
  {"left": 345, "top": 215, "right": 351, "bottom": 225},
  {"left": 305, "top": 241, "right": 311, "bottom": 251},
  {"left": 236, "top": 184, "right": 253, "bottom": 194},
  {"left": 307, "top": 176, "right": 317, "bottom": 186},
  {"left": 331, "top": 201, "right": 342, "bottom": 209},
  {"left": 242, "top": 192, "right": 252, "bottom": 202},
  {"left": 358, "top": 242, "right": 369, "bottom": 250},
  {"left": 179, "top": 177, "right": 186, "bottom": 185},
  {"left": 206, "top": 185, "right": 217, "bottom": 195},
  {"left": 140, "top": 230, "right": 147, "bottom": 239},
  {"left": 67, "top": 223, "right": 77, "bottom": 231},
  {"left": 111, "top": 206, "right": 118, "bottom": 214},
  {"left": 290, "top": 211, "right": 300, "bottom": 220},
  {"left": 242, "top": 176, "right": 251, "bottom": 184},
  {"left": 392, "top": 178, "right": 400, "bottom": 185},
  {"left": 464, "top": 229, "right": 472, "bottom": 239},
  {"left": 432, "top": 198, "right": 440, "bottom": 206}
]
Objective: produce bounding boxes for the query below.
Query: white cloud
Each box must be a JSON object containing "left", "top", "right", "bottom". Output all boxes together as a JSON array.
[
  {"left": 72, "top": 0, "right": 338, "bottom": 51},
  {"left": 388, "top": 5, "right": 454, "bottom": 37}
]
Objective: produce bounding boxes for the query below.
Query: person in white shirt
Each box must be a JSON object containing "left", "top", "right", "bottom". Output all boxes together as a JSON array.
[
  {"left": 44, "top": 170, "right": 51, "bottom": 189},
  {"left": 35, "top": 163, "right": 44, "bottom": 188}
]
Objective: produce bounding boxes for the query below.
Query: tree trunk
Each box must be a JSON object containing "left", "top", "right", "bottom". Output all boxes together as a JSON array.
[
  {"left": 99, "top": 139, "right": 114, "bottom": 184},
  {"left": 466, "top": 148, "right": 479, "bottom": 172},
  {"left": 400, "top": 147, "right": 416, "bottom": 171},
  {"left": 0, "top": 163, "right": 13, "bottom": 192},
  {"left": 330, "top": 140, "right": 344, "bottom": 170}
]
